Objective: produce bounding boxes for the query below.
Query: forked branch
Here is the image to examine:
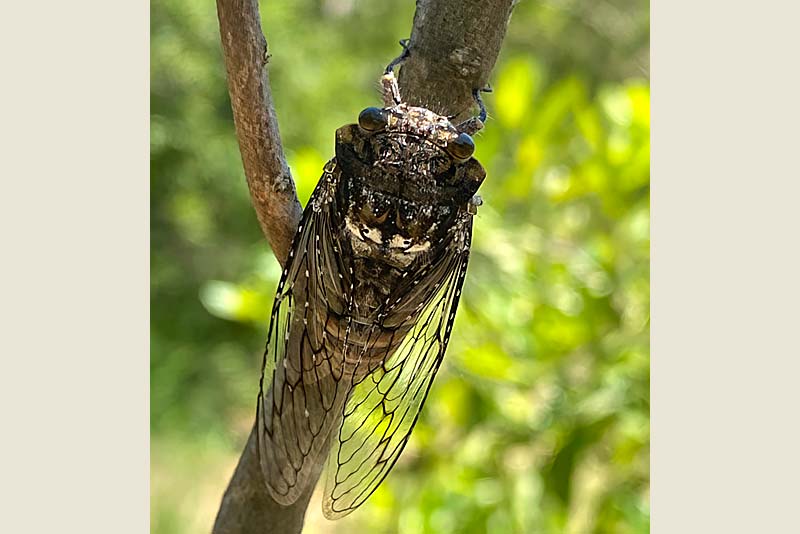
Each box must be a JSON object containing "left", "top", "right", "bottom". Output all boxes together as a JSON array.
[{"left": 213, "top": 1, "right": 516, "bottom": 532}]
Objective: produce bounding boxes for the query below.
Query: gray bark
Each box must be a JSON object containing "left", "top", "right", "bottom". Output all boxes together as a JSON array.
[
  {"left": 213, "top": 1, "right": 516, "bottom": 532},
  {"left": 399, "top": 0, "right": 517, "bottom": 120},
  {"left": 216, "top": 0, "right": 302, "bottom": 267}
]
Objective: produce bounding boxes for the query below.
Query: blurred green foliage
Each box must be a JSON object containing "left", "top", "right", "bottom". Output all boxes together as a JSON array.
[{"left": 151, "top": 0, "right": 649, "bottom": 532}]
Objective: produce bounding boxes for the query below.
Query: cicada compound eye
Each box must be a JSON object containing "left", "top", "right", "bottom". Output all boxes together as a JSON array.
[
  {"left": 358, "top": 107, "right": 388, "bottom": 132},
  {"left": 446, "top": 132, "right": 475, "bottom": 161}
]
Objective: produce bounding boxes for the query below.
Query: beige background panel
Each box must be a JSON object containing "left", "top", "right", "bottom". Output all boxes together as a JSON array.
[
  {"left": 0, "top": 2, "right": 149, "bottom": 533},
  {"left": 652, "top": 0, "right": 800, "bottom": 533}
]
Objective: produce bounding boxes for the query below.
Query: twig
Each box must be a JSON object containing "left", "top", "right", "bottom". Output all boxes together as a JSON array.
[{"left": 216, "top": 0, "right": 302, "bottom": 267}]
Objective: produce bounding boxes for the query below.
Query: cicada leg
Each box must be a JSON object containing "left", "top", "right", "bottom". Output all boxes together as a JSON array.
[{"left": 456, "top": 85, "right": 492, "bottom": 135}]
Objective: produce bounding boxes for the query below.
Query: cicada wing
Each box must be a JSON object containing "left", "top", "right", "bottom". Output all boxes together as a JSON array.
[
  {"left": 321, "top": 220, "right": 473, "bottom": 519},
  {"left": 257, "top": 161, "right": 355, "bottom": 505}
]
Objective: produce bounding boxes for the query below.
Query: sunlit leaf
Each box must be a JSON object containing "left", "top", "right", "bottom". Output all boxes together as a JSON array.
[{"left": 494, "top": 58, "right": 541, "bottom": 128}]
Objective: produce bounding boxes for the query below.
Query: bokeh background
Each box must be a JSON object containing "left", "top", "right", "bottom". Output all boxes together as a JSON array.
[{"left": 151, "top": 0, "right": 649, "bottom": 532}]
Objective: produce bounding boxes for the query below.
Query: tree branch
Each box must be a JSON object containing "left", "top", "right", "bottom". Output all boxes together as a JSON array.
[
  {"left": 216, "top": 0, "right": 302, "bottom": 267},
  {"left": 399, "top": 0, "right": 516, "bottom": 119},
  {"left": 212, "top": 425, "right": 318, "bottom": 534},
  {"left": 213, "top": 1, "right": 515, "bottom": 532}
]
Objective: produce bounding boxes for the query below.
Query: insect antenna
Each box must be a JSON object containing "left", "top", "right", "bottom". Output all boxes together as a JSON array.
[{"left": 384, "top": 38, "right": 410, "bottom": 75}]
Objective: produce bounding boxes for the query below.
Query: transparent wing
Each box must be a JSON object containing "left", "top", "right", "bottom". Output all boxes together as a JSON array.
[
  {"left": 256, "top": 160, "right": 355, "bottom": 505},
  {"left": 322, "top": 221, "right": 473, "bottom": 519}
]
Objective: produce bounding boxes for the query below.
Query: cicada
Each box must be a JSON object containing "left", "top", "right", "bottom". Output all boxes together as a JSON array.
[{"left": 256, "top": 50, "right": 488, "bottom": 519}]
